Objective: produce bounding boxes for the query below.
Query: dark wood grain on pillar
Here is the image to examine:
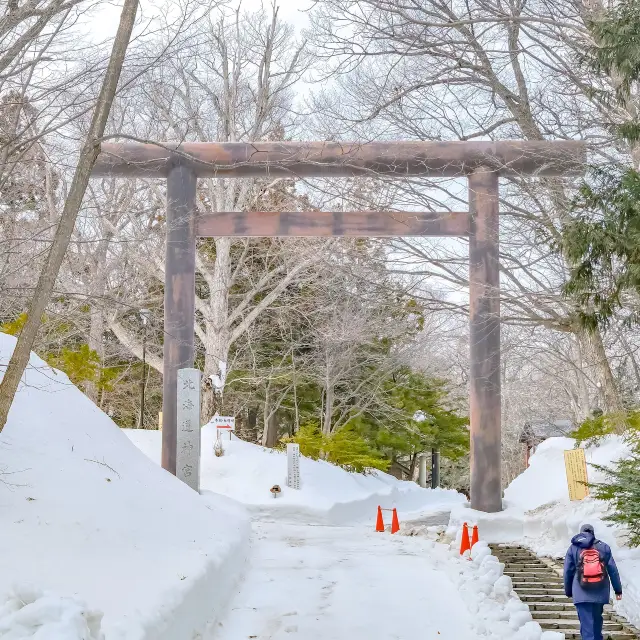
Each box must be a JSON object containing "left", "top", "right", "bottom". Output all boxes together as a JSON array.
[
  {"left": 196, "top": 210, "right": 470, "bottom": 237},
  {"left": 162, "top": 165, "right": 197, "bottom": 474},
  {"left": 468, "top": 169, "right": 502, "bottom": 513}
]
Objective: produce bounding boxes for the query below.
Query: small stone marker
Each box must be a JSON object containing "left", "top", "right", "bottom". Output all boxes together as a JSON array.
[
  {"left": 287, "top": 443, "right": 301, "bottom": 490},
  {"left": 176, "top": 368, "right": 201, "bottom": 492}
]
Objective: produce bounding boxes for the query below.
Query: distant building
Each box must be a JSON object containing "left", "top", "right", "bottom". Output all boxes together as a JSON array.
[{"left": 519, "top": 420, "right": 573, "bottom": 466}]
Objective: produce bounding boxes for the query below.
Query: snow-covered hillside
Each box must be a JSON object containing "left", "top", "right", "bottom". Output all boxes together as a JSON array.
[
  {"left": 125, "top": 424, "right": 464, "bottom": 525},
  {"left": 0, "top": 334, "right": 250, "bottom": 640},
  {"left": 450, "top": 435, "right": 640, "bottom": 628}
]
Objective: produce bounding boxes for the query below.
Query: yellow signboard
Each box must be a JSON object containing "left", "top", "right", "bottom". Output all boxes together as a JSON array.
[
  {"left": 564, "top": 448, "right": 590, "bottom": 501},
  {"left": 158, "top": 411, "right": 163, "bottom": 430}
]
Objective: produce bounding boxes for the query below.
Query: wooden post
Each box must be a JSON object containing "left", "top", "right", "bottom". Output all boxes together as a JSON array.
[
  {"left": 468, "top": 168, "right": 501, "bottom": 512},
  {"left": 431, "top": 448, "right": 440, "bottom": 489},
  {"left": 162, "top": 165, "right": 197, "bottom": 474}
]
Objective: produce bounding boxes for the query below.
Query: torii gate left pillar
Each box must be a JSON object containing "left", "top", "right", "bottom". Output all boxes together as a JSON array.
[
  {"left": 92, "top": 140, "right": 585, "bottom": 512},
  {"left": 163, "top": 165, "right": 198, "bottom": 474}
]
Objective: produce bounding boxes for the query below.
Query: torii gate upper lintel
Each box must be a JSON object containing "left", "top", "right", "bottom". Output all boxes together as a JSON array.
[{"left": 92, "top": 140, "right": 585, "bottom": 514}]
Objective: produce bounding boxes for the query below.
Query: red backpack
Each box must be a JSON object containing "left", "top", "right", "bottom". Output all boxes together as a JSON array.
[{"left": 578, "top": 547, "right": 606, "bottom": 587}]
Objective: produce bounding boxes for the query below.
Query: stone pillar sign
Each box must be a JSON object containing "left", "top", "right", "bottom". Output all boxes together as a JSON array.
[
  {"left": 287, "top": 443, "right": 301, "bottom": 489},
  {"left": 176, "top": 368, "right": 201, "bottom": 492}
]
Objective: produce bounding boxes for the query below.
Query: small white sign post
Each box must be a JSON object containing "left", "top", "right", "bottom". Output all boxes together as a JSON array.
[
  {"left": 213, "top": 415, "right": 235, "bottom": 440},
  {"left": 176, "top": 368, "right": 201, "bottom": 492},
  {"left": 287, "top": 443, "right": 301, "bottom": 489}
]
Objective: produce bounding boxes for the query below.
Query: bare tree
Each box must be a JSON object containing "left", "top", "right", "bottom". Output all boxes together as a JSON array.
[
  {"left": 306, "top": 0, "right": 634, "bottom": 417},
  {"left": 0, "top": 0, "right": 139, "bottom": 430},
  {"left": 105, "top": 3, "right": 332, "bottom": 421}
]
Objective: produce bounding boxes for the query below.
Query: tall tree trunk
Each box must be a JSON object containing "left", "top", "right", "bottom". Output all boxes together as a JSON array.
[
  {"left": 0, "top": 0, "right": 139, "bottom": 432},
  {"left": 85, "top": 307, "right": 105, "bottom": 403},
  {"left": 261, "top": 386, "right": 279, "bottom": 447},
  {"left": 571, "top": 336, "right": 594, "bottom": 422},
  {"left": 86, "top": 234, "right": 112, "bottom": 403},
  {"left": 202, "top": 237, "right": 232, "bottom": 421},
  {"left": 264, "top": 412, "right": 279, "bottom": 448},
  {"left": 247, "top": 406, "right": 258, "bottom": 443},
  {"left": 408, "top": 452, "right": 418, "bottom": 480},
  {"left": 577, "top": 326, "right": 623, "bottom": 413},
  {"left": 322, "top": 377, "right": 334, "bottom": 435}
]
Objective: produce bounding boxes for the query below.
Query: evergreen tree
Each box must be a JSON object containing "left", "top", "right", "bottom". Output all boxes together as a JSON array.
[
  {"left": 563, "top": 3, "right": 640, "bottom": 543},
  {"left": 572, "top": 408, "right": 640, "bottom": 546},
  {"left": 571, "top": 409, "right": 640, "bottom": 446},
  {"left": 563, "top": 0, "right": 640, "bottom": 327},
  {"left": 283, "top": 369, "right": 468, "bottom": 478},
  {"left": 591, "top": 443, "right": 640, "bottom": 547},
  {"left": 284, "top": 424, "right": 389, "bottom": 473}
]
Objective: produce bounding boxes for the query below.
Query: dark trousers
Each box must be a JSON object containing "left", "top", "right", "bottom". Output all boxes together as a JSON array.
[{"left": 575, "top": 603, "right": 604, "bottom": 640}]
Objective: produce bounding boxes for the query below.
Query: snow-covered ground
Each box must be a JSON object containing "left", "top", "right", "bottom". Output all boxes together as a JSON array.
[
  {"left": 210, "top": 520, "right": 568, "bottom": 640},
  {"left": 128, "top": 424, "right": 542, "bottom": 640},
  {"left": 0, "top": 334, "right": 250, "bottom": 639},
  {"left": 212, "top": 521, "right": 486, "bottom": 640},
  {"left": 15, "top": 327, "right": 637, "bottom": 640},
  {"left": 126, "top": 424, "right": 464, "bottom": 525},
  {"left": 449, "top": 436, "right": 640, "bottom": 628}
]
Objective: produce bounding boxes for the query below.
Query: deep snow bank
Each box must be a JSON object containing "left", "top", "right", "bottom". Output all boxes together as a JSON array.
[
  {"left": 126, "top": 423, "right": 464, "bottom": 525},
  {"left": 449, "top": 436, "right": 640, "bottom": 628},
  {"left": 0, "top": 334, "right": 250, "bottom": 640}
]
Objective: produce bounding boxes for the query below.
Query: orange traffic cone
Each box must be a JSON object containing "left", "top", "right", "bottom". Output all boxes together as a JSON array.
[
  {"left": 376, "top": 506, "right": 385, "bottom": 532},
  {"left": 391, "top": 508, "right": 400, "bottom": 534},
  {"left": 459, "top": 522, "right": 471, "bottom": 555},
  {"left": 471, "top": 525, "right": 479, "bottom": 548}
]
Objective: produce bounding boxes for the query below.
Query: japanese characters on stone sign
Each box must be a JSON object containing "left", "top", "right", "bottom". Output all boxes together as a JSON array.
[
  {"left": 287, "top": 443, "right": 301, "bottom": 490},
  {"left": 176, "top": 368, "right": 201, "bottom": 492}
]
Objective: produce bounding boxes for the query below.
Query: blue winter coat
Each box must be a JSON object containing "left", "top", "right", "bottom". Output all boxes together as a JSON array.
[{"left": 563, "top": 532, "right": 623, "bottom": 604}]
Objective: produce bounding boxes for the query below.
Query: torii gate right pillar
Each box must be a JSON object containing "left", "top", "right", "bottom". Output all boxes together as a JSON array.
[{"left": 469, "top": 168, "right": 501, "bottom": 512}]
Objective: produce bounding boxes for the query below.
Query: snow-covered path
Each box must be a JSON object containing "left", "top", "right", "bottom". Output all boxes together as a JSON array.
[{"left": 211, "top": 521, "right": 481, "bottom": 640}]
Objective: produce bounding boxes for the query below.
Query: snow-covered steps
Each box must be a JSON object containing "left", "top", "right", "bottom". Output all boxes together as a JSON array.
[{"left": 490, "top": 545, "right": 639, "bottom": 640}]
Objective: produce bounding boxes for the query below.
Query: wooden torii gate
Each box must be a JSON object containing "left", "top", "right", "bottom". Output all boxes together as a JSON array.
[{"left": 93, "top": 140, "right": 585, "bottom": 513}]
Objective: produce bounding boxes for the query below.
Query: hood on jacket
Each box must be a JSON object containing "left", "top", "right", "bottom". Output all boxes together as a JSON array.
[{"left": 571, "top": 531, "right": 596, "bottom": 549}]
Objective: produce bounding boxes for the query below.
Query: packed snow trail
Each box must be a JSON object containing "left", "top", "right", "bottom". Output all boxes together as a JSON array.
[{"left": 210, "top": 521, "right": 481, "bottom": 640}]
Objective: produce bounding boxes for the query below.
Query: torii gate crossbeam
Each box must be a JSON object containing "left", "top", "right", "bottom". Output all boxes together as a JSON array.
[{"left": 92, "top": 140, "right": 585, "bottom": 513}]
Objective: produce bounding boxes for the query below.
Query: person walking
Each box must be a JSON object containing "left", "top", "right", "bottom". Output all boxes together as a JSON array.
[{"left": 564, "top": 524, "right": 623, "bottom": 640}]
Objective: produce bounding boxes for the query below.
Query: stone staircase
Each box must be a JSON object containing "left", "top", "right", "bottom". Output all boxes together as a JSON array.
[{"left": 490, "top": 545, "right": 638, "bottom": 640}]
